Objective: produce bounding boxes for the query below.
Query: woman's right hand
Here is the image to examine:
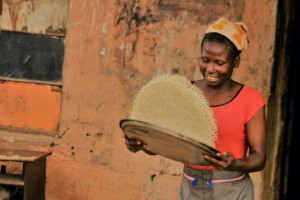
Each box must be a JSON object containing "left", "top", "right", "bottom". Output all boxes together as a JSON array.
[{"left": 124, "top": 135, "right": 145, "bottom": 153}]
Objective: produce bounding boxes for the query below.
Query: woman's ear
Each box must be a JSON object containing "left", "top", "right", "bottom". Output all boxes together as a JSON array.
[{"left": 234, "top": 56, "right": 240, "bottom": 68}]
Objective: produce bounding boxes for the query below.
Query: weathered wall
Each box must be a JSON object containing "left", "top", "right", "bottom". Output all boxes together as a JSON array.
[{"left": 0, "top": 0, "right": 277, "bottom": 199}]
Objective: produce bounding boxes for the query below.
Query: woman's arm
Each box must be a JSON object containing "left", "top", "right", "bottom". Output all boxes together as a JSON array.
[{"left": 230, "top": 105, "right": 266, "bottom": 172}]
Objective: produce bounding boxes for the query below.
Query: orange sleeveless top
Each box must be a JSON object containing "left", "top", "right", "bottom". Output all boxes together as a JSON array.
[{"left": 186, "top": 85, "right": 265, "bottom": 170}]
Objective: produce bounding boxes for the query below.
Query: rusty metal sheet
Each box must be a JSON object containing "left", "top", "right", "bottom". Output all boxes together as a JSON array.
[
  {"left": 0, "top": 0, "right": 68, "bottom": 35},
  {"left": 0, "top": 81, "right": 61, "bottom": 133}
]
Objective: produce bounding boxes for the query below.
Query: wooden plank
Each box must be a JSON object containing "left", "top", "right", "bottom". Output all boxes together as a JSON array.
[
  {"left": 23, "top": 158, "right": 46, "bottom": 200},
  {"left": 0, "top": 149, "right": 51, "bottom": 162},
  {"left": 0, "top": 174, "right": 24, "bottom": 186},
  {"left": 0, "top": 77, "right": 62, "bottom": 86}
]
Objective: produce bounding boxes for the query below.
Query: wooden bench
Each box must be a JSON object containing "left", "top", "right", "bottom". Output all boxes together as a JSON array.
[{"left": 0, "top": 148, "right": 52, "bottom": 200}]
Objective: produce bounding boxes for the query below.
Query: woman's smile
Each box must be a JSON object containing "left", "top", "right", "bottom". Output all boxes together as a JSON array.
[{"left": 206, "top": 75, "right": 220, "bottom": 83}]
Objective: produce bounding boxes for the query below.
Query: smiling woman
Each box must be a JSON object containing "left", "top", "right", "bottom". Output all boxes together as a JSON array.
[
  {"left": 123, "top": 17, "right": 267, "bottom": 200},
  {"left": 180, "top": 18, "right": 266, "bottom": 200}
]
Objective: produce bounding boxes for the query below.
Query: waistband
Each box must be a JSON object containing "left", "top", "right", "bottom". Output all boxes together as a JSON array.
[
  {"left": 183, "top": 172, "right": 246, "bottom": 187},
  {"left": 183, "top": 166, "right": 246, "bottom": 187}
]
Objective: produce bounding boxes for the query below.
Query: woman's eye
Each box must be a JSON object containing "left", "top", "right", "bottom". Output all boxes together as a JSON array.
[
  {"left": 201, "top": 58, "right": 209, "bottom": 63},
  {"left": 216, "top": 61, "right": 225, "bottom": 66}
]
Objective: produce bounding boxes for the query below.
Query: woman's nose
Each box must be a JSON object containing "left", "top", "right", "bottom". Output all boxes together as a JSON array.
[{"left": 207, "top": 62, "right": 216, "bottom": 73}]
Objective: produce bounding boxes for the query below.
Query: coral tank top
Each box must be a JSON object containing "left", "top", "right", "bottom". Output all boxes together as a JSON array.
[{"left": 186, "top": 85, "right": 265, "bottom": 170}]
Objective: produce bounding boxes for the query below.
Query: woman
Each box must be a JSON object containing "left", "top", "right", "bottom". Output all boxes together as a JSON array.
[{"left": 125, "top": 18, "right": 266, "bottom": 200}]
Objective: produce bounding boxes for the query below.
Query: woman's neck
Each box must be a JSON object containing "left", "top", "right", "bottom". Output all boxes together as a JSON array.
[{"left": 195, "top": 79, "right": 242, "bottom": 106}]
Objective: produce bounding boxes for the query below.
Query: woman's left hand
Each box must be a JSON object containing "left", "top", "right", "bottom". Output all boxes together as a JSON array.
[{"left": 202, "top": 152, "right": 235, "bottom": 170}]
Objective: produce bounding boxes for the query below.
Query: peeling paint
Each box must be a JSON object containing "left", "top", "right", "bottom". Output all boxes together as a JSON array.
[
  {"left": 4, "top": 0, "right": 23, "bottom": 30},
  {"left": 102, "top": 22, "right": 107, "bottom": 33},
  {"left": 100, "top": 47, "right": 106, "bottom": 55},
  {"left": 0, "top": 0, "right": 67, "bottom": 35}
]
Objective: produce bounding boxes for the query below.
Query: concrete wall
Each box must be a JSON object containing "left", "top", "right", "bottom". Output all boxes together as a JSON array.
[{"left": 0, "top": 0, "right": 278, "bottom": 199}]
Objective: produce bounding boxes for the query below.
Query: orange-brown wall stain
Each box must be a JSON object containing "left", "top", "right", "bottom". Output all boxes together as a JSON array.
[{"left": 0, "top": 0, "right": 277, "bottom": 199}]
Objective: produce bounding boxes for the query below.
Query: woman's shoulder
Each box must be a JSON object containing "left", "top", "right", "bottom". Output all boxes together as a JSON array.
[
  {"left": 240, "top": 85, "right": 265, "bottom": 102},
  {"left": 241, "top": 85, "right": 262, "bottom": 95}
]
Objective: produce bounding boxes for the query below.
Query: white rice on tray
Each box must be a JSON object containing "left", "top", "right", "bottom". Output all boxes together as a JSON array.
[{"left": 129, "top": 73, "right": 217, "bottom": 148}]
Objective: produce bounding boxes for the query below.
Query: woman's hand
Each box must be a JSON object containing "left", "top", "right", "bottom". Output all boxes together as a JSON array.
[
  {"left": 124, "top": 135, "right": 157, "bottom": 155},
  {"left": 124, "top": 135, "right": 146, "bottom": 153},
  {"left": 202, "top": 152, "right": 235, "bottom": 170}
]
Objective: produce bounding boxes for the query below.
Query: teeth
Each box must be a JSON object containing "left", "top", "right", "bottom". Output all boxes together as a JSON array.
[{"left": 207, "top": 76, "right": 219, "bottom": 82}]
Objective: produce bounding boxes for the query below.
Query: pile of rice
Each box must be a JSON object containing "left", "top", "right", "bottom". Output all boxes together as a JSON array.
[{"left": 129, "top": 74, "right": 217, "bottom": 147}]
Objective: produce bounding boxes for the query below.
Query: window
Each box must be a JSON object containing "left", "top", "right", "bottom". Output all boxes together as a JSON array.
[{"left": 0, "top": 0, "right": 68, "bottom": 135}]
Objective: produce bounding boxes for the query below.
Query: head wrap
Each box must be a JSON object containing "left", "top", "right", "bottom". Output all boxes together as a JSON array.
[{"left": 205, "top": 18, "right": 250, "bottom": 51}]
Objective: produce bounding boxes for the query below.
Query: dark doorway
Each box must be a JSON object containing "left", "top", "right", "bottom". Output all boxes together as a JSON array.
[
  {"left": 279, "top": 0, "right": 300, "bottom": 199},
  {"left": 284, "top": 0, "right": 300, "bottom": 198}
]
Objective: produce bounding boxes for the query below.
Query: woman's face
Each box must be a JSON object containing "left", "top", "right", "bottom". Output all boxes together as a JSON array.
[{"left": 199, "top": 41, "right": 237, "bottom": 87}]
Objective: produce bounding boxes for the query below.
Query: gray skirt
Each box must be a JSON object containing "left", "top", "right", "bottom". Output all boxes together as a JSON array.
[{"left": 178, "top": 166, "right": 254, "bottom": 200}]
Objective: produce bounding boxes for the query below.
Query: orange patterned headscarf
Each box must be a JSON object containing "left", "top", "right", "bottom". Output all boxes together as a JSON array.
[{"left": 205, "top": 18, "right": 250, "bottom": 51}]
